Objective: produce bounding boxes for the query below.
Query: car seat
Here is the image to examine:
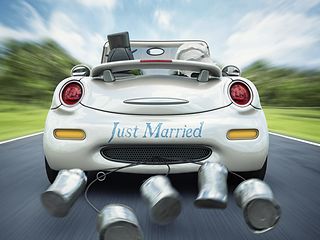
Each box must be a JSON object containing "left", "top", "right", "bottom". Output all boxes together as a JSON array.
[{"left": 175, "top": 42, "right": 213, "bottom": 77}]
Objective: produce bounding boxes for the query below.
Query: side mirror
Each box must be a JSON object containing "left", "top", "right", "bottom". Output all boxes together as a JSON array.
[
  {"left": 222, "top": 65, "right": 241, "bottom": 77},
  {"left": 71, "top": 64, "right": 91, "bottom": 77}
]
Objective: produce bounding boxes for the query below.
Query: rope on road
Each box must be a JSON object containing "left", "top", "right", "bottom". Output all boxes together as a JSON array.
[
  {"left": 228, "top": 171, "right": 246, "bottom": 181},
  {"left": 84, "top": 159, "right": 246, "bottom": 214},
  {"left": 84, "top": 163, "right": 139, "bottom": 214}
]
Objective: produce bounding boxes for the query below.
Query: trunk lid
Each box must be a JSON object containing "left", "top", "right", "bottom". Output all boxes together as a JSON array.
[{"left": 81, "top": 75, "right": 231, "bottom": 115}]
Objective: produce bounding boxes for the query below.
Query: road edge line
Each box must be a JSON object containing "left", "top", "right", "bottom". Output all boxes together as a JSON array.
[
  {"left": 269, "top": 132, "right": 320, "bottom": 147},
  {"left": 0, "top": 132, "right": 43, "bottom": 145}
]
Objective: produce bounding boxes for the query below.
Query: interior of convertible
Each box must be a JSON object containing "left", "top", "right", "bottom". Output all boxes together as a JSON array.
[{"left": 101, "top": 32, "right": 213, "bottom": 77}]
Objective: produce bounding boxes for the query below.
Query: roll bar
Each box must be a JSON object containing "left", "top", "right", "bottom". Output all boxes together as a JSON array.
[{"left": 91, "top": 59, "right": 221, "bottom": 82}]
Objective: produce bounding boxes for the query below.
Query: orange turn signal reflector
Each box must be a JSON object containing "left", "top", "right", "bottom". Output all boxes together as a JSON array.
[
  {"left": 54, "top": 129, "right": 86, "bottom": 140},
  {"left": 227, "top": 129, "right": 259, "bottom": 140}
]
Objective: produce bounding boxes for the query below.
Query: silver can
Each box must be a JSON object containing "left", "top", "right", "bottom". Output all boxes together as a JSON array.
[
  {"left": 140, "top": 175, "right": 181, "bottom": 225},
  {"left": 97, "top": 204, "right": 143, "bottom": 240},
  {"left": 234, "top": 179, "right": 281, "bottom": 233},
  {"left": 194, "top": 162, "right": 228, "bottom": 208},
  {"left": 41, "top": 169, "right": 87, "bottom": 217}
]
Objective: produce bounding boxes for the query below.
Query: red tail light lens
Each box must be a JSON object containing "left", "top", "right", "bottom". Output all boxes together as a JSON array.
[
  {"left": 61, "top": 82, "right": 83, "bottom": 105},
  {"left": 229, "top": 82, "right": 251, "bottom": 106}
]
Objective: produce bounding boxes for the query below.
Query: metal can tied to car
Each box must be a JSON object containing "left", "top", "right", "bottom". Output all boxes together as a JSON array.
[
  {"left": 234, "top": 179, "right": 281, "bottom": 233},
  {"left": 97, "top": 204, "right": 143, "bottom": 240},
  {"left": 194, "top": 161, "right": 228, "bottom": 208},
  {"left": 41, "top": 169, "right": 87, "bottom": 217},
  {"left": 140, "top": 175, "right": 182, "bottom": 225}
]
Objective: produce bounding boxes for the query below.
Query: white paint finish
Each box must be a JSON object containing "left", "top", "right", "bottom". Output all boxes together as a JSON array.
[
  {"left": 43, "top": 40, "right": 270, "bottom": 174},
  {"left": 43, "top": 104, "right": 269, "bottom": 173},
  {"left": 80, "top": 75, "right": 232, "bottom": 115}
]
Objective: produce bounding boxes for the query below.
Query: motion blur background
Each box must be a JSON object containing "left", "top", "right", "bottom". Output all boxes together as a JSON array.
[{"left": 0, "top": 0, "right": 319, "bottom": 142}]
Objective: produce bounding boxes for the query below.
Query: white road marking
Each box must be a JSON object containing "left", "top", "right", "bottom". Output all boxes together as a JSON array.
[
  {"left": 269, "top": 132, "right": 320, "bottom": 147},
  {"left": 0, "top": 131, "right": 319, "bottom": 147},
  {"left": 0, "top": 132, "right": 43, "bottom": 145}
]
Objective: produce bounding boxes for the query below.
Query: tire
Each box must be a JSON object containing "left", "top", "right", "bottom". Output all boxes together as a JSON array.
[
  {"left": 45, "top": 157, "right": 59, "bottom": 183},
  {"left": 237, "top": 158, "right": 268, "bottom": 181}
]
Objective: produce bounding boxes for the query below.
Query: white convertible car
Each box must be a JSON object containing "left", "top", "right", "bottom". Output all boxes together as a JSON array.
[{"left": 43, "top": 32, "right": 269, "bottom": 183}]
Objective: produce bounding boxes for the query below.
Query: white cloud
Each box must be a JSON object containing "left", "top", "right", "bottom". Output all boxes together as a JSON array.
[
  {"left": 20, "top": 1, "right": 47, "bottom": 35},
  {"left": 223, "top": 11, "right": 320, "bottom": 67},
  {"left": 0, "top": 2, "right": 47, "bottom": 40},
  {"left": 75, "top": 0, "right": 117, "bottom": 9},
  {"left": 0, "top": 1, "right": 109, "bottom": 66},
  {"left": 264, "top": 0, "right": 320, "bottom": 12},
  {"left": 154, "top": 9, "right": 174, "bottom": 31},
  {"left": 49, "top": 12, "right": 86, "bottom": 58},
  {"left": 0, "top": 24, "right": 34, "bottom": 40},
  {"left": 1, "top": 0, "right": 319, "bottom": 68},
  {"left": 47, "top": 11, "right": 107, "bottom": 65}
]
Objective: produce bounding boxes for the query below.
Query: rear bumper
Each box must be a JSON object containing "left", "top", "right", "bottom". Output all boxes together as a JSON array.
[{"left": 43, "top": 104, "right": 269, "bottom": 174}]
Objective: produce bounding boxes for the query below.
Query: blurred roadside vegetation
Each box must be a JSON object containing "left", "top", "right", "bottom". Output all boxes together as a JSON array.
[
  {"left": 0, "top": 39, "right": 78, "bottom": 105},
  {"left": 243, "top": 60, "right": 320, "bottom": 107},
  {"left": 264, "top": 107, "right": 319, "bottom": 143},
  {"left": 0, "top": 101, "right": 47, "bottom": 141},
  {"left": 0, "top": 39, "right": 319, "bottom": 142}
]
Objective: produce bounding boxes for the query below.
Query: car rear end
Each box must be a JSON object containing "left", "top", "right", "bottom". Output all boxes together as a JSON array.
[{"left": 43, "top": 58, "right": 268, "bottom": 175}]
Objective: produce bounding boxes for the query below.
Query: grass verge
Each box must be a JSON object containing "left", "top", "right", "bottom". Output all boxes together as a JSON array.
[
  {"left": 264, "top": 107, "right": 320, "bottom": 143},
  {"left": 0, "top": 101, "right": 48, "bottom": 141}
]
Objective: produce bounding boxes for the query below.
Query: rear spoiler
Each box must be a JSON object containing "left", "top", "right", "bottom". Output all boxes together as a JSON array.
[{"left": 91, "top": 59, "right": 221, "bottom": 82}]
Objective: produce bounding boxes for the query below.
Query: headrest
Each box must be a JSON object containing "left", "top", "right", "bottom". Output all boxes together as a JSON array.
[
  {"left": 107, "top": 32, "right": 131, "bottom": 50},
  {"left": 176, "top": 42, "right": 211, "bottom": 62},
  {"left": 175, "top": 43, "right": 213, "bottom": 77}
]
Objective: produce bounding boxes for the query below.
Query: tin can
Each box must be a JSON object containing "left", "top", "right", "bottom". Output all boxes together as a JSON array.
[
  {"left": 97, "top": 204, "right": 143, "bottom": 240},
  {"left": 41, "top": 169, "right": 87, "bottom": 217},
  {"left": 234, "top": 179, "right": 281, "bottom": 233},
  {"left": 140, "top": 175, "right": 181, "bottom": 225},
  {"left": 194, "top": 162, "right": 228, "bottom": 208}
]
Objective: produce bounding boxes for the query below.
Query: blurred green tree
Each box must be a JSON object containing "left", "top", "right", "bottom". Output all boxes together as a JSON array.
[
  {"left": 243, "top": 61, "right": 320, "bottom": 107},
  {"left": 0, "top": 39, "right": 78, "bottom": 105}
]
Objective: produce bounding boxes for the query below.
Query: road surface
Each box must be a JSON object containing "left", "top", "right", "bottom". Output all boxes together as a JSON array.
[{"left": 0, "top": 134, "right": 319, "bottom": 239}]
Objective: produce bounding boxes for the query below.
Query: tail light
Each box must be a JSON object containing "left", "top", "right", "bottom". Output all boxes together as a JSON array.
[
  {"left": 61, "top": 82, "right": 83, "bottom": 106},
  {"left": 229, "top": 81, "right": 252, "bottom": 106}
]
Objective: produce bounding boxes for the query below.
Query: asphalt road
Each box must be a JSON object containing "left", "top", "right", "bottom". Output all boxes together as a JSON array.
[{"left": 0, "top": 134, "right": 319, "bottom": 240}]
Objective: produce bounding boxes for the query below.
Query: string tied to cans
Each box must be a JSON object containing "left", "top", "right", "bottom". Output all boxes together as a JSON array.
[
  {"left": 193, "top": 159, "right": 281, "bottom": 233},
  {"left": 84, "top": 163, "right": 139, "bottom": 214},
  {"left": 40, "top": 162, "right": 174, "bottom": 240},
  {"left": 41, "top": 158, "right": 281, "bottom": 239}
]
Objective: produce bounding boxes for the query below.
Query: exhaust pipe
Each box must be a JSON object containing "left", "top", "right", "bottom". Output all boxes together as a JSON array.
[
  {"left": 41, "top": 169, "right": 87, "bottom": 217},
  {"left": 234, "top": 179, "right": 281, "bottom": 233},
  {"left": 194, "top": 161, "right": 228, "bottom": 208},
  {"left": 140, "top": 175, "right": 181, "bottom": 225}
]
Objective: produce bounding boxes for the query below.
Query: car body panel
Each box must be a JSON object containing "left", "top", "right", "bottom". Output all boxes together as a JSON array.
[
  {"left": 44, "top": 39, "right": 269, "bottom": 174},
  {"left": 43, "top": 103, "right": 268, "bottom": 174},
  {"left": 80, "top": 75, "right": 232, "bottom": 115}
]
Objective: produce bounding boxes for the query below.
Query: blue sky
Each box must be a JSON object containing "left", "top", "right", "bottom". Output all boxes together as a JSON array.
[{"left": 0, "top": 0, "right": 319, "bottom": 68}]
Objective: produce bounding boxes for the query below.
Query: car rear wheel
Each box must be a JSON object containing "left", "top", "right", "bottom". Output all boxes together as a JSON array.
[{"left": 45, "top": 157, "right": 58, "bottom": 183}]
